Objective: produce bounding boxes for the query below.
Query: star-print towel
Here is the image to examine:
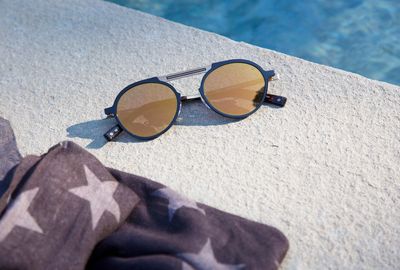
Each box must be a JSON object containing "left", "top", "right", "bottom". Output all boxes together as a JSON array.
[{"left": 0, "top": 118, "right": 289, "bottom": 270}]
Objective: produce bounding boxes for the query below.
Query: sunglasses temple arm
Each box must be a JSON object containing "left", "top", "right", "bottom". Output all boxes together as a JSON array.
[
  {"left": 180, "top": 94, "right": 286, "bottom": 107},
  {"left": 265, "top": 94, "right": 287, "bottom": 107}
]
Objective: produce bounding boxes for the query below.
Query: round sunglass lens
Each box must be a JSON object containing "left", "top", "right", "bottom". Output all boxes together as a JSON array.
[
  {"left": 203, "top": 63, "right": 266, "bottom": 116},
  {"left": 116, "top": 83, "right": 178, "bottom": 138}
]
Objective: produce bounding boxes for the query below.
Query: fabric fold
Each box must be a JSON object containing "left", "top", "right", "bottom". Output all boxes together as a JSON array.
[
  {"left": 0, "top": 118, "right": 23, "bottom": 200},
  {"left": 0, "top": 118, "right": 21, "bottom": 182},
  {"left": 87, "top": 168, "right": 289, "bottom": 270},
  {"left": 0, "top": 141, "right": 140, "bottom": 270}
]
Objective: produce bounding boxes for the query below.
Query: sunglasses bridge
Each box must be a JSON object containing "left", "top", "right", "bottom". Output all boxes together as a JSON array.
[{"left": 157, "top": 65, "right": 212, "bottom": 82}]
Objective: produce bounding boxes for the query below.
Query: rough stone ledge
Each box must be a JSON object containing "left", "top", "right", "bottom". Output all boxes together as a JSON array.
[{"left": 0, "top": 0, "right": 399, "bottom": 269}]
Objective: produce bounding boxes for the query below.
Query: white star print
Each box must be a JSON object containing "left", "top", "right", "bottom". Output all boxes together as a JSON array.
[
  {"left": 178, "top": 238, "right": 245, "bottom": 270},
  {"left": 0, "top": 187, "right": 43, "bottom": 242},
  {"left": 151, "top": 187, "right": 205, "bottom": 222},
  {"left": 69, "top": 165, "right": 120, "bottom": 230}
]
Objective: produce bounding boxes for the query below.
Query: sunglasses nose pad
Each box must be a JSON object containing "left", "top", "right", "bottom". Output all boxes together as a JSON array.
[
  {"left": 200, "top": 95, "right": 211, "bottom": 110},
  {"left": 178, "top": 102, "right": 182, "bottom": 116}
]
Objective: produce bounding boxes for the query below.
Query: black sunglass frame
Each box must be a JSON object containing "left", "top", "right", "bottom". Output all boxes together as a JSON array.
[{"left": 103, "top": 59, "right": 287, "bottom": 141}]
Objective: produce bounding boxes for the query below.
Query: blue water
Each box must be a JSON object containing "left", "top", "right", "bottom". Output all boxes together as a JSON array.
[{"left": 107, "top": 0, "right": 400, "bottom": 85}]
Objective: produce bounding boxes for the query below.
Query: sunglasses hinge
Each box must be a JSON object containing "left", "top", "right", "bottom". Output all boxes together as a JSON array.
[
  {"left": 104, "top": 124, "right": 123, "bottom": 141},
  {"left": 104, "top": 107, "right": 114, "bottom": 115}
]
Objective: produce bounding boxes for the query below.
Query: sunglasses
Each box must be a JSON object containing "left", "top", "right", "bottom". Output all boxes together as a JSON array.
[{"left": 103, "top": 59, "right": 287, "bottom": 141}]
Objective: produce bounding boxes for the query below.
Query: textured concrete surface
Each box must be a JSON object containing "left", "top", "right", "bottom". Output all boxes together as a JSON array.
[{"left": 0, "top": 0, "right": 399, "bottom": 269}]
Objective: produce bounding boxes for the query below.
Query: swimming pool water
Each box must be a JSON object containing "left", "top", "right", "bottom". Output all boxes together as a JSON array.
[{"left": 107, "top": 0, "right": 400, "bottom": 85}]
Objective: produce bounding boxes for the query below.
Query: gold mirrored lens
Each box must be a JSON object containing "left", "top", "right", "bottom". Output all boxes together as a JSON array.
[
  {"left": 203, "top": 63, "right": 266, "bottom": 116},
  {"left": 116, "top": 83, "right": 178, "bottom": 138}
]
